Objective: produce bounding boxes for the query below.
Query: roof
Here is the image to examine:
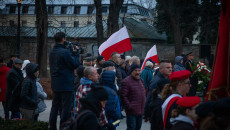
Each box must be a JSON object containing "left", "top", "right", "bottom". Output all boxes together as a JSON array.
[{"left": 0, "top": 17, "right": 166, "bottom": 40}]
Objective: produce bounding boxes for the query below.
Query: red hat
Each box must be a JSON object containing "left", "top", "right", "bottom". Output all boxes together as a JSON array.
[
  {"left": 169, "top": 70, "right": 191, "bottom": 82},
  {"left": 176, "top": 96, "right": 201, "bottom": 107}
]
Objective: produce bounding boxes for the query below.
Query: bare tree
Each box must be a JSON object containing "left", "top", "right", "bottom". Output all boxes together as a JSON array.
[
  {"left": 107, "top": 0, "right": 124, "bottom": 37},
  {"left": 35, "top": 0, "right": 48, "bottom": 77},
  {"left": 94, "top": 0, "right": 104, "bottom": 46}
]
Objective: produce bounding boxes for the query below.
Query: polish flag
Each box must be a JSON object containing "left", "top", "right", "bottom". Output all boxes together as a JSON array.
[
  {"left": 141, "top": 45, "right": 159, "bottom": 71},
  {"left": 99, "top": 26, "right": 132, "bottom": 61}
]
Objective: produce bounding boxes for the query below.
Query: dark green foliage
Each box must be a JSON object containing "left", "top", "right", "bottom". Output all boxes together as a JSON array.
[{"left": 0, "top": 117, "right": 48, "bottom": 130}]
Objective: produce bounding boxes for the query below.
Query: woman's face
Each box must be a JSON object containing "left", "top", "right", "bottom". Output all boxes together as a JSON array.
[
  {"left": 177, "top": 79, "right": 191, "bottom": 95},
  {"left": 186, "top": 105, "right": 199, "bottom": 121},
  {"left": 34, "top": 70, "right": 39, "bottom": 78}
]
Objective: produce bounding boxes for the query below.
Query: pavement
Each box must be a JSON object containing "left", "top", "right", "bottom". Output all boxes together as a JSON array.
[{"left": 0, "top": 100, "right": 150, "bottom": 130}]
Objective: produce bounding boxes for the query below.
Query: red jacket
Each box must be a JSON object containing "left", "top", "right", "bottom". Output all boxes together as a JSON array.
[
  {"left": 0, "top": 65, "right": 10, "bottom": 101},
  {"left": 120, "top": 75, "right": 146, "bottom": 116}
]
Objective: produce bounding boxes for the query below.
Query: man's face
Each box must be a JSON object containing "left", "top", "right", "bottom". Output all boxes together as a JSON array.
[
  {"left": 136, "top": 58, "right": 140, "bottom": 66},
  {"left": 187, "top": 105, "right": 199, "bottom": 121},
  {"left": 88, "top": 68, "right": 99, "bottom": 82},
  {"left": 14, "top": 63, "right": 22, "bottom": 69},
  {"left": 113, "top": 54, "right": 121, "bottom": 65},
  {"left": 131, "top": 68, "right": 141, "bottom": 79},
  {"left": 34, "top": 71, "right": 39, "bottom": 78},
  {"left": 187, "top": 53, "right": 194, "bottom": 60},
  {"left": 99, "top": 58, "right": 105, "bottom": 65},
  {"left": 160, "top": 63, "right": 172, "bottom": 77}
]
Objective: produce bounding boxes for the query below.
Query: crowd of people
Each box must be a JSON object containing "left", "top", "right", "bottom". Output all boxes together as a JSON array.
[{"left": 0, "top": 31, "right": 230, "bottom": 130}]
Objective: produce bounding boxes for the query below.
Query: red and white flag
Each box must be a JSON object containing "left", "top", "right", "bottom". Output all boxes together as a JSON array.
[
  {"left": 141, "top": 45, "right": 159, "bottom": 71},
  {"left": 99, "top": 26, "right": 132, "bottom": 61}
]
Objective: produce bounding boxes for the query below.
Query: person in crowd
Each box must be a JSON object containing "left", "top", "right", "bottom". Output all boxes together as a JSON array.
[
  {"left": 108, "top": 52, "right": 122, "bottom": 89},
  {"left": 173, "top": 56, "right": 185, "bottom": 72},
  {"left": 200, "top": 98, "right": 230, "bottom": 130},
  {"left": 95, "top": 56, "right": 105, "bottom": 75},
  {"left": 77, "top": 87, "right": 113, "bottom": 130},
  {"left": 7, "top": 54, "right": 17, "bottom": 68},
  {"left": 125, "top": 56, "right": 131, "bottom": 74},
  {"left": 120, "top": 55, "right": 126, "bottom": 63},
  {"left": 161, "top": 70, "right": 191, "bottom": 130},
  {"left": 131, "top": 56, "right": 141, "bottom": 66},
  {"left": 184, "top": 51, "right": 198, "bottom": 96},
  {"left": 140, "top": 61, "right": 154, "bottom": 95},
  {"left": 21, "top": 60, "right": 30, "bottom": 78},
  {"left": 120, "top": 60, "right": 127, "bottom": 80},
  {"left": 83, "top": 57, "right": 95, "bottom": 67},
  {"left": 101, "top": 71, "right": 121, "bottom": 129},
  {"left": 74, "top": 66, "right": 85, "bottom": 91},
  {"left": 0, "top": 58, "right": 10, "bottom": 119},
  {"left": 20, "top": 63, "right": 39, "bottom": 120},
  {"left": 5, "top": 59, "right": 24, "bottom": 119},
  {"left": 49, "top": 32, "right": 80, "bottom": 129},
  {"left": 75, "top": 67, "right": 107, "bottom": 126},
  {"left": 147, "top": 79, "right": 170, "bottom": 130},
  {"left": 120, "top": 64, "right": 146, "bottom": 130},
  {"left": 170, "top": 96, "right": 201, "bottom": 130},
  {"left": 144, "top": 60, "right": 172, "bottom": 120}
]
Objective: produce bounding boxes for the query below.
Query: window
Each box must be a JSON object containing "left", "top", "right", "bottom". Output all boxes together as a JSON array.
[
  {"left": 9, "top": 6, "right": 16, "bottom": 14},
  {"left": 22, "top": 6, "right": 29, "bottom": 14},
  {"left": 61, "top": 6, "right": 67, "bottom": 14},
  {"left": 10, "top": 20, "right": 14, "bottom": 26},
  {"left": 48, "top": 6, "right": 54, "bottom": 14},
  {"left": 22, "top": 20, "right": 27, "bottom": 27},
  {"left": 74, "top": 21, "right": 79, "bottom": 27},
  {"left": 87, "top": 6, "right": 94, "bottom": 14},
  {"left": 121, "top": 6, "right": 127, "bottom": 13},
  {"left": 87, "top": 21, "right": 92, "bottom": 25},
  {"left": 48, "top": 21, "right": 53, "bottom": 27},
  {"left": 61, "top": 21, "right": 66, "bottom": 27},
  {"left": 102, "top": 7, "right": 107, "bottom": 13},
  {"left": 74, "top": 6, "right": 80, "bottom": 14}
]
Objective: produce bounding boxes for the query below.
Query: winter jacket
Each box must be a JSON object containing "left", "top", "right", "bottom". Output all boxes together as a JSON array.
[
  {"left": 7, "top": 60, "right": 13, "bottom": 68},
  {"left": 5, "top": 66, "right": 24, "bottom": 112},
  {"left": 173, "top": 56, "right": 185, "bottom": 72},
  {"left": 150, "top": 96, "right": 163, "bottom": 130},
  {"left": 120, "top": 76, "right": 146, "bottom": 116},
  {"left": 120, "top": 67, "right": 127, "bottom": 80},
  {"left": 101, "top": 71, "right": 121, "bottom": 123},
  {"left": 0, "top": 65, "right": 10, "bottom": 102},
  {"left": 140, "top": 66, "right": 154, "bottom": 89},
  {"left": 171, "top": 114, "right": 194, "bottom": 130},
  {"left": 108, "top": 60, "right": 122, "bottom": 89},
  {"left": 20, "top": 63, "right": 38, "bottom": 110},
  {"left": 49, "top": 43, "right": 80, "bottom": 92},
  {"left": 34, "top": 79, "right": 47, "bottom": 114}
]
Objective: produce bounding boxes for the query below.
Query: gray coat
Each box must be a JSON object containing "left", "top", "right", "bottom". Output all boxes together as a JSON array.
[{"left": 34, "top": 79, "right": 47, "bottom": 114}]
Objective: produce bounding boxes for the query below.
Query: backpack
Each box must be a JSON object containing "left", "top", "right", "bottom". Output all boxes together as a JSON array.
[{"left": 60, "top": 110, "right": 92, "bottom": 130}]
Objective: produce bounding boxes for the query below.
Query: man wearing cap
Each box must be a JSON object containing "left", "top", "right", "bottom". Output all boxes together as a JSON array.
[
  {"left": 170, "top": 96, "right": 201, "bottom": 130},
  {"left": 120, "top": 64, "right": 146, "bottom": 130},
  {"left": 5, "top": 59, "right": 24, "bottom": 119},
  {"left": 161, "top": 70, "right": 191, "bottom": 130}
]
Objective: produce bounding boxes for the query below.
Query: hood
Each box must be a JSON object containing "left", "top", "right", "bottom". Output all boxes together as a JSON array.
[
  {"left": 21, "top": 60, "right": 30, "bottom": 70},
  {"left": 25, "top": 63, "right": 39, "bottom": 79},
  {"left": 80, "top": 77, "right": 93, "bottom": 85},
  {"left": 170, "top": 114, "right": 194, "bottom": 126},
  {"left": 0, "top": 66, "right": 10, "bottom": 74},
  {"left": 175, "top": 56, "right": 183, "bottom": 64},
  {"left": 101, "top": 71, "right": 116, "bottom": 87}
]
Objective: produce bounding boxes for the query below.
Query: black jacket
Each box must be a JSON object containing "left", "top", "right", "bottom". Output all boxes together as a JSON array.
[
  {"left": 150, "top": 97, "right": 163, "bottom": 130},
  {"left": 108, "top": 60, "right": 122, "bottom": 89},
  {"left": 172, "top": 121, "right": 194, "bottom": 130},
  {"left": 5, "top": 66, "right": 24, "bottom": 112},
  {"left": 20, "top": 63, "right": 38, "bottom": 110}
]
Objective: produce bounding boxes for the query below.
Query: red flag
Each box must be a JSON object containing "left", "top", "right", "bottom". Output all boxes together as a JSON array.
[
  {"left": 206, "top": 0, "right": 230, "bottom": 101},
  {"left": 141, "top": 45, "right": 159, "bottom": 71},
  {"left": 99, "top": 26, "right": 132, "bottom": 61}
]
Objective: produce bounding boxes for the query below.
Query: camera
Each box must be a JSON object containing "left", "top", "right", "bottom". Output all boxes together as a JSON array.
[{"left": 64, "top": 41, "right": 84, "bottom": 54}]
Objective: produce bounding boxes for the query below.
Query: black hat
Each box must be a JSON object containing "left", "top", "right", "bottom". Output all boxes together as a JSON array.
[
  {"left": 96, "top": 56, "right": 104, "bottom": 62},
  {"left": 13, "top": 59, "right": 23, "bottom": 64},
  {"left": 212, "top": 98, "right": 230, "bottom": 117},
  {"left": 120, "top": 55, "right": 125, "bottom": 60},
  {"left": 129, "top": 63, "right": 140, "bottom": 74},
  {"left": 103, "top": 61, "right": 115, "bottom": 68},
  {"left": 91, "top": 85, "right": 108, "bottom": 101},
  {"left": 195, "top": 101, "right": 216, "bottom": 118}
]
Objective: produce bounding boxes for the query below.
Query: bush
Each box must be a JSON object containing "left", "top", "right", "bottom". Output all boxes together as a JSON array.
[{"left": 0, "top": 117, "right": 48, "bottom": 130}]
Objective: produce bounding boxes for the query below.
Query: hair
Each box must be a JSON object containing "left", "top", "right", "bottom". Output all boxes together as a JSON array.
[
  {"left": 54, "top": 32, "right": 66, "bottom": 43},
  {"left": 200, "top": 115, "right": 230, "bottom": 130},
  {"left": 171, "top": 106, "right": 191, "bottom": 118},
  {"left": 131, "top": 56, "right": 140, "bottom": 64},
  {"left": 111, "top": 52, "right": 119, "bottom": 58},
  {"left": 159, "top": 60, "right": 171, "bottom": 68},
  {"left": 152, "top": 83, "right": 169, "bottom": 101},
  {"left": 125, "top": 56, "right": 131, "bottom": 61},
  {"left": 84, "top": 67, "right": 95, "bottom": 78},
  {"left": 145, "top": 61, "right": 153, "bottom": 68}
]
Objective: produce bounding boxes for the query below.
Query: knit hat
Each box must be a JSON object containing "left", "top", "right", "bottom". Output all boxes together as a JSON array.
[
  {"left": 96, "top": 56, "right": 104, "bottom": 62},
  {"left": 129, "top": 63, "right": 140, "bottom": 74},
  {"left": 90, "top": 85, "right": 108, "bottom": 101},
  {"left": 103, "top": 61, "right": 115, "bottom": 68},
  {"left": 196, "top": 101, "right": 215, "bottom": 118}
]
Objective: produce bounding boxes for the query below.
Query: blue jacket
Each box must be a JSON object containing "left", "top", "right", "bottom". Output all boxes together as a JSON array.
[
  {"left": 49, "top": 43, "right": 79, "bottom": 92},
  {"left": 174, "top": 56, "right": 185, "bottom": 72},
  {"left": 101, "top": 71, "right": 121, "bottom": 123},
  {"left": 140, "top": 67, "right": 154, "bottom": 88}
]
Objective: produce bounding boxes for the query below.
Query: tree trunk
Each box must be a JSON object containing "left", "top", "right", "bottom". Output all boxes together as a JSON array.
[
  {"left": 172, "top": 20, "right": 183, "bottom": 56},
  {"left": 94, "top": 0, "right": 103, "bottom": 47},
  {"left": 107, "top": 0, "right": 124, "bottom": 37},
  {"left": 35, "top": 0, "right": 48, "bottom": 77}
]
